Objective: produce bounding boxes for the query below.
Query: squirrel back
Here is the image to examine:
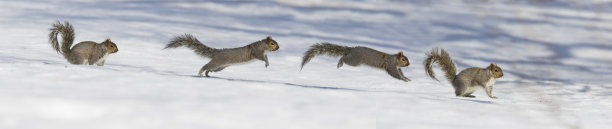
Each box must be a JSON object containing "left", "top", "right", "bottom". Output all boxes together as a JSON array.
[
  {"left": 345, "top": 47, "right": 403, "bottom": 69},
  {"left": 300, "top": 43, "right": 351, "bottom": 70},
  {"left": 424, "top": 48, "right": 457, "bottom": 83},
  {"left": 48, "top": 21, "right": 118, "bottom": 66}
]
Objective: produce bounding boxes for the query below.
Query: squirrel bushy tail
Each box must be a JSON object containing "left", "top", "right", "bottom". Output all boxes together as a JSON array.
[
  {"left": 424, "top": 48, "right": 457, "bottom": 83},
  {"left": 48, "top": 21, "right": 75, "bottom": 58},
  {"left": 301, "top": 43, "right": 351, "bottom": 70},
  {"left": 164, "top": 34, "right": 218, "bottom": 58}
]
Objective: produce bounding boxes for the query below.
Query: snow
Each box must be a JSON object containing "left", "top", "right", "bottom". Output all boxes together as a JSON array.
[{"left": 1, "top": 0, "right": 611, "bottom": 129}]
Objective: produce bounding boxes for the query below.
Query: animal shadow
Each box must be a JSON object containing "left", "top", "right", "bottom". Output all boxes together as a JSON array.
[{"left": 192, "top": 76, "right": 366, "bottom": 92}]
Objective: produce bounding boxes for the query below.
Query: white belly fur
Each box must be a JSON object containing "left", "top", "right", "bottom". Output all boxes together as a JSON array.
[
  {"left": 467, "top": 77, "right": 496, "bottom": 93},
  {"left": 465, "top": 85, "right": 483, "bottom": 93},
  {"left": 485, "top": 77, "right": 496, "bottom": 87},
  {"left": 94, "top": 54, "right": 109, "bottom": 65}
]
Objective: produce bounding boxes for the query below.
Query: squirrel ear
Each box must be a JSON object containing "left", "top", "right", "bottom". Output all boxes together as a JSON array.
[
  {"left": 105, "top": 38, "right": 111, "bottom": 42},
  {"left": 266, "top": 36, "right": 272, "bottom": 41},
  {"left": 490, "top": 62, "right": 497, "bottom": 67},
  {"left": 398, "top": 51, "right": 404, "bottom": 56}
]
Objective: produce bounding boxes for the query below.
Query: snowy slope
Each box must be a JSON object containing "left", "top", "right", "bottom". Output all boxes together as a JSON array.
[{"left": 0, "top": 0, "right": 611, "bottom": 129}]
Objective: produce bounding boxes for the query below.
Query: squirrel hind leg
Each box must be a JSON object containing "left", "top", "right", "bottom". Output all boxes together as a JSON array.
[
  {"left": 453, "top": 82, "right": 470, "bottom": 97},
  {"left": 339, "top": 55, "right": 360, "bottom": 67},
  {"left": 199, "top": 62, "right": 224, "bottom": 78},
  {"left": 198, "top": 71, "right": 205, "bottom": 77},
  {"left": 198, "top": 69, "right": 212, "bottom": 77},
  {"left": 463, "top": 94, "right": 476, "bottom": 98},
  {"left": 199, "top": 68, "right": 214, "bottom": 78},
  {"left": 211, "top": 66, "right": 227, "bottom": 72},
  {"left": 205, "top": 70, "right": 211, "bottom": 77},
  {"left": 65, "top": 53, "right": 83, "bottom": 64},
  {"left": 205, "top": 67, "right": 228, "bottom": 77},
  {"left": 455, "top": 89, "right": 475, "bottom": 97},
  {"left": 455, "top": 87, "right": 476, "bottom": 98}
]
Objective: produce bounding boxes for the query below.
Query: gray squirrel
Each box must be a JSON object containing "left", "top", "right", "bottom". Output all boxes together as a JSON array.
[
  {"left": 424, "top": 48, "right": 504, "bottom": 99},
  {"left": 301, "top": 43, "right": 411, "bottom": 82},
  {"left": 164, "top": 34, "right": 280, "bottom": 77},
  {"left": 48, "top": 21, "right": 119, "bottom": 66}
]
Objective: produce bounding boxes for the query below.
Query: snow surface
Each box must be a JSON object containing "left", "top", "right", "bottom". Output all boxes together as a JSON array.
[{"left": 1, "top": 0, "right": 611, "bottom": 129}]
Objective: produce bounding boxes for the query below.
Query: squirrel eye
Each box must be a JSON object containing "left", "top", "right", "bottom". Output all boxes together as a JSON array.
[{"left": 494, "top": 70, "right": 498, "bottom": 72}]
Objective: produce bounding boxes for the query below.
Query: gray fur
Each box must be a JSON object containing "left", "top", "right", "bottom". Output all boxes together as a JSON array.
[
  {"left": 423, "top": 48, "right": 456, "bottom": 82},
  {"left": 424, "top": 48, "right": 504, "bottom": 98},
  {"left": 164, "top": 34, "right": 218, "bottom": 58},
  {"left": 301, "top": 43, "right": 411, "bottom": 82},
  {"left": 48, "top": 21, "right": 118, "bottom": 66},
  {"left": 452, "top": 67, "right": 500, "bottom": 98},
  {"left": 165, "top": 34, "right": 280, "bottom": 77},
  {"left": 301, "top": 43, "right": 350, "bottom": 70},
  {"left": 48, "top": 21, "right": 74, "bottom": 58}
]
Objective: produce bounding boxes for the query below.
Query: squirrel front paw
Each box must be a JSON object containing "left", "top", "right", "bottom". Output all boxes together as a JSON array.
[
  {"left": 490, "top": 96, "right": 498, "bottom": 99},
  {"left": 265, "top": 63, "right": 269, "bottom": 68}
]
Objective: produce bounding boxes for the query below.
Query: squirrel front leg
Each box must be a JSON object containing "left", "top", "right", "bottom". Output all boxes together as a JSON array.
[
  {"left": 253, "top": 53, "right": 269, "bottom": 67},
  {"left": 211, "top": 66, "right": 227, "bottom": 72},
  {"left": 96, "top": 60, "right": 105, "bottom": 66},
  {"left": 264, "top": 55, "right": 269, "bottom": 67},
  {"left": 484, "top": 85, "right": 498, "bottom": 99},
  {"left": 397, "top": 68, "right": 411, "bottom": 81},
  {"left": 477, "top": 78, "right": 498, "bottom": 99},
  {"left": 385, "top": 66, "right": 410, "bottom": 82}
]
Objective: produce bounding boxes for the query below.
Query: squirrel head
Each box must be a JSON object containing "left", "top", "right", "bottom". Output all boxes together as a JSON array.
[
  {"left": 264, "top": 36, "right": 279, "bottom": 51},
  {"left": 487, "top": 62, "right": 504, "bottom": 78},
  {"left": 396, "top": 51, "right": 410, "bottom": 67},
  {"left": 103, "top": 38, "right": 119, "bottom": 54}
]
